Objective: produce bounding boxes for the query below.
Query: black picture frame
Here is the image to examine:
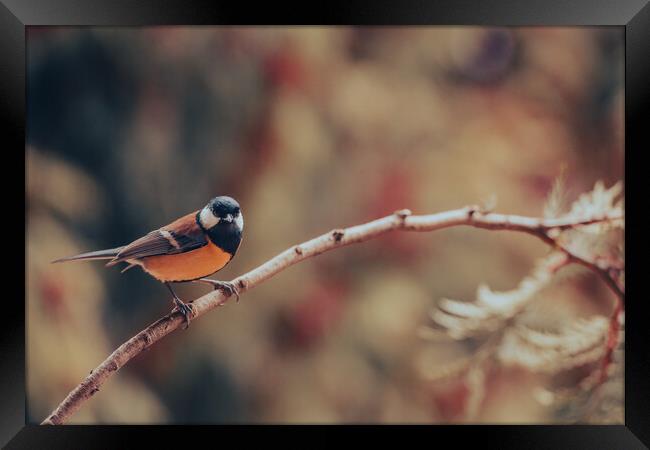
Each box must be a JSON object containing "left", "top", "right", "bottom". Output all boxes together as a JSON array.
[{"left": 4, "top": 0, "right": 649, "bottom": 448}]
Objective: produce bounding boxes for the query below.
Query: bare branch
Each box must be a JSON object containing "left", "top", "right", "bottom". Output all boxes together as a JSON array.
[{"left": 42, "top": 206, "right": 623, "bottom": 425}]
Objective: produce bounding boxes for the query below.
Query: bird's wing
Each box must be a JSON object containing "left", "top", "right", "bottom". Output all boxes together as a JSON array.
[{"left": 106, "top": 210, "right": 207, "bottom": 266}]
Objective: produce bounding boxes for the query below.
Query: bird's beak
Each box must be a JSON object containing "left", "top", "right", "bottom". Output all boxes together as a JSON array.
[{"left": 223, "top": 214, "right": 234, "bottom": 223}]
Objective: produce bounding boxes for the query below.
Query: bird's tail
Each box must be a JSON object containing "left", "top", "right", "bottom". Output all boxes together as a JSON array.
[{"left": 51, "top": 247, "right": 124, "bottom": 264}]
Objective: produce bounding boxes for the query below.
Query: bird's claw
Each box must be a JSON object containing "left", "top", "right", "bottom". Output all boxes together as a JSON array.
[
  {"left": 171, "top": 298, "right": 194, "bottom": 329},
  {"left": 198, "top": 279, "right": 240, "bottom": 302},
  {"left": 214, "top": 281, "right": 240, "bottom": 303}
]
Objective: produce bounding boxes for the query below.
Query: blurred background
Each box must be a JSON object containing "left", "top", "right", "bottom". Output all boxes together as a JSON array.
[{"left": 26, "top": 26, "right": 623, "bottom": 424}]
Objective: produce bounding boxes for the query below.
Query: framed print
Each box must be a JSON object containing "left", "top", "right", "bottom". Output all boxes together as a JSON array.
[{"left": 3, "top": 0, "right": 649, "bottom": 448}]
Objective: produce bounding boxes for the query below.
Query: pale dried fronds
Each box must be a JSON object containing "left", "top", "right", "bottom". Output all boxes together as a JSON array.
[
  {"left": 497, "top": 316, "right": 609, "bottom": 373},
  {"left": 419, "top": 177, "right": 624, "bottom": 423},
  {"left": 569, "top": 180, "right": 623, "bottom": 218},
  {"left": 564, "top": 180, "right": 624, "bottom": 232},
  {"left": 550, "top": 180, "right": 624, "bottom": 269},
  {"left": 543, "top": 167, "right": 568, "bottom": 219},
  {"left": 429, "top": 252, "right": 567, "bottom": 340},
  {"left": 535, "top": 317, "right": 624, "bottom": 423}
]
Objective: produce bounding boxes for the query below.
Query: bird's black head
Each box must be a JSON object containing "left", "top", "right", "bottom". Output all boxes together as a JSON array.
[
  {"left": 198, "top": 196, "right": 244, "bottom": 232},
  {"left": 198, "top": 196, "right": 243, "bottom": 255},
  {"left": 209, "top": 196, "right": 240, "bottom": 219}
]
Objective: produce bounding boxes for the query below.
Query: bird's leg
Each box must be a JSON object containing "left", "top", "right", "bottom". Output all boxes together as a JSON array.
[
  {"left": 193, "top": 278, "right": 240, "bottom": 303},
  {"left": 166, "top": 282, "right": 193, "bottom": 329}
]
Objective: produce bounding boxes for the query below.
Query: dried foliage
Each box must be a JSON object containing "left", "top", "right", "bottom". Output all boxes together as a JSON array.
[
  {"left": 430, "top": 252, "right": 566, "bottom": 340},
  {"left": 565, "top": 181, "right": 623, "bottom": 223},
  {"left": 534, "top": 318, "right": 624, "bottom": 423},
  {"left": 421, "top": 179, "right": 624, "bottom": 423},
  {"left": 497, "top": 316, "right": 609, "bottom": 373},
  {"left": 543, "top": 167, "right": 568, "bottom": 220}
]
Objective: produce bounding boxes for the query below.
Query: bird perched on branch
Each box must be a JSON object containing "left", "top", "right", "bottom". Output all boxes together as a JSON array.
[{"left": 53, "top": 196, "right": 244, "bottom": 327}]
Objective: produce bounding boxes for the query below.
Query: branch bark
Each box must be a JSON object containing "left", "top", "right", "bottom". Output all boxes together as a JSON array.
[{"left": 42, "top": 206, "right": 624, "bottom": 425}]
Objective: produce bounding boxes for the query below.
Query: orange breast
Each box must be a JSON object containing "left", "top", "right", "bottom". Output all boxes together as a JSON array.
[{"left": 141, "top": 240, "right": 233, "bottom": 282}]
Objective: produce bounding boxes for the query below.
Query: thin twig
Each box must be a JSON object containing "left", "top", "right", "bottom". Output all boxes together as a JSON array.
[
  {"left": 42, "top": 206, "right": 623, "bottom": 425},
  {"left": 599, "top": 297, "right": 624, "bottom": 384}
]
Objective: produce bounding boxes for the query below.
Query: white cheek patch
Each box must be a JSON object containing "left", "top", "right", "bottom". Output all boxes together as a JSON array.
[
  {"left": 199, "top": 206, "right": 220, "bottom": 229},
  {"left": 235, "top": 212, "right": 244, "bottom": 231}
]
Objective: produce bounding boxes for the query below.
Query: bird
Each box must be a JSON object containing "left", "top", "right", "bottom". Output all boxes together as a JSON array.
[{"left": 53, "top": 196, "right": 244, "bottom": 328}]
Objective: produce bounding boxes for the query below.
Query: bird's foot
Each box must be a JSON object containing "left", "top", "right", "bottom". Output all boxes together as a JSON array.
[
  {"left": 196, "top": 279, "right": 240, "bottom": 302},
  {"left": 171, "top": 297, "right": 194, "bottom": 329}
]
